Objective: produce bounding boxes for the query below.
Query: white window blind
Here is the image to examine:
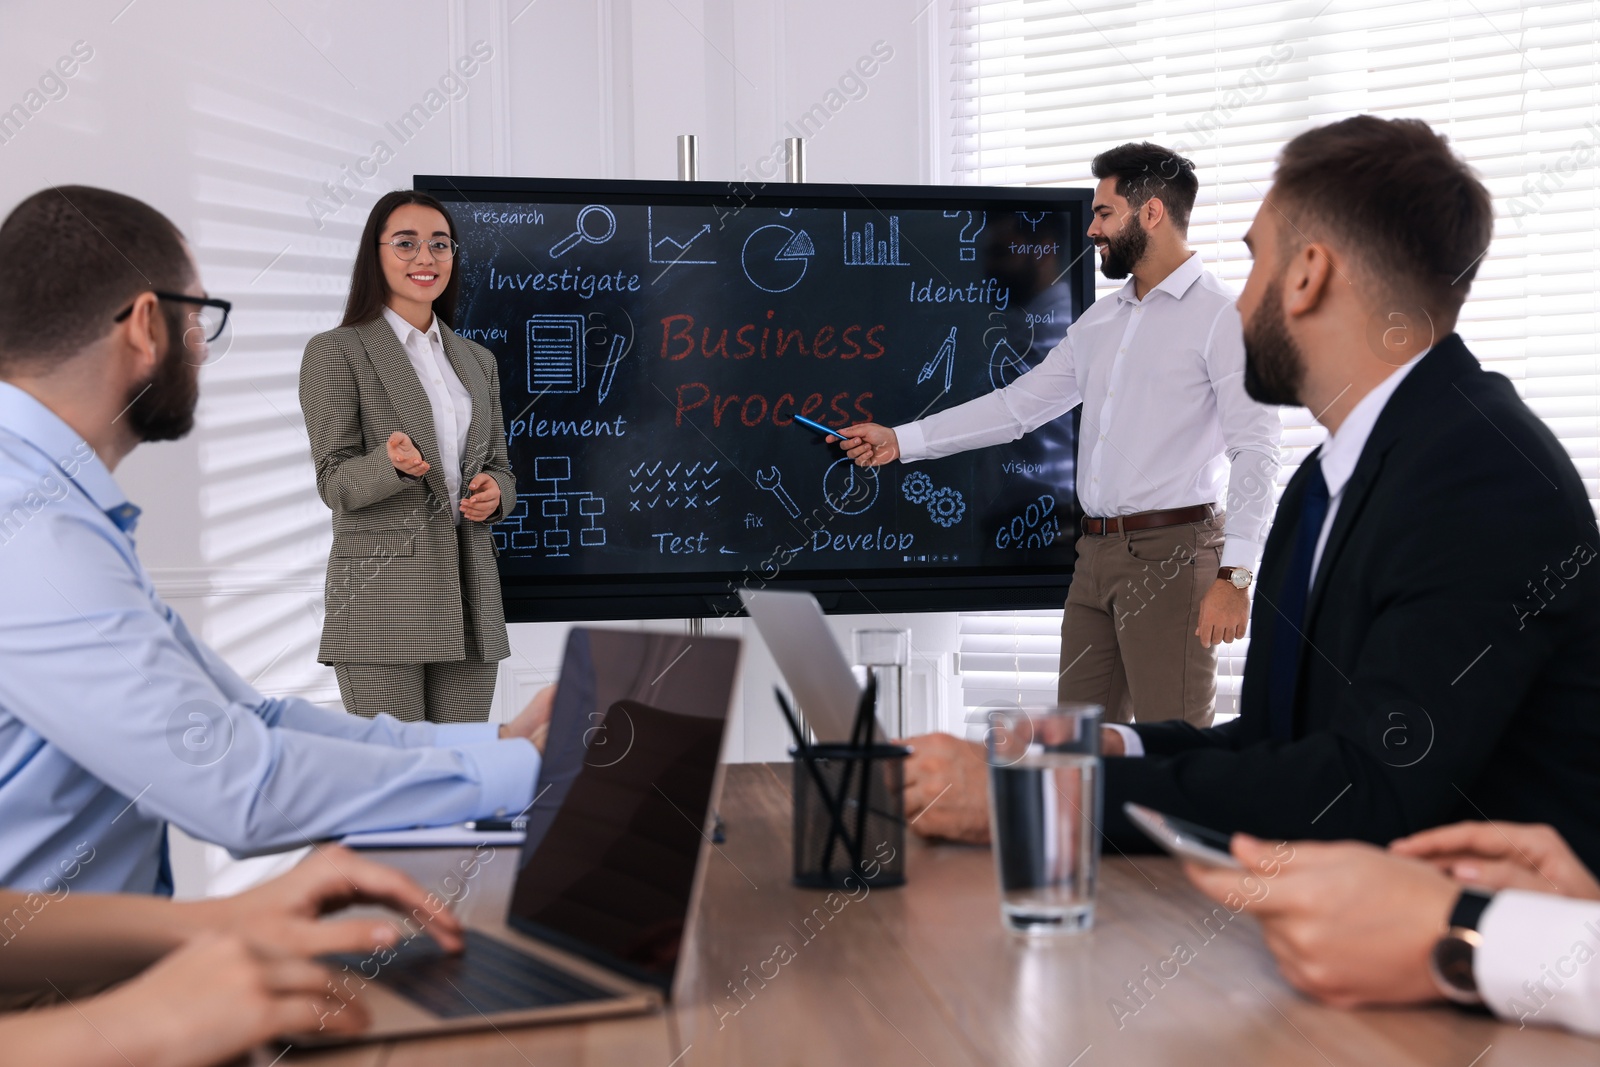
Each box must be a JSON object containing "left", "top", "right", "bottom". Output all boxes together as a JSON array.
[{"left": 949, "top": 0, "right": 1600, "bottom": 719}]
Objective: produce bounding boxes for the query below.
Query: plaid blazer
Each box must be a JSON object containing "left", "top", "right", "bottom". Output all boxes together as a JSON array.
[{"left": 299, "top": 317, "right": 515, "bottom": 664}]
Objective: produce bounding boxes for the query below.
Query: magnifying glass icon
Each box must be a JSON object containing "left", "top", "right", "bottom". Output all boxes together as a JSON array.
[{"left": 549, "top": 204, "right": 617, "bottom": 257}]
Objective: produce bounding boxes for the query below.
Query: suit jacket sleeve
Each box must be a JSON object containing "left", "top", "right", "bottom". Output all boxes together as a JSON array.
[
  {"left": 299, "top": 331, "right": 412, "bottom": 514},
  {"left": 478, "top": 348, "right": 515, "bottom": 524},
  {"left": 1104, "top": 397, "right": 1595, "bottom": 851},
  {"left": 1131, "top": 715, "right": 1248, "bottom": 757}
]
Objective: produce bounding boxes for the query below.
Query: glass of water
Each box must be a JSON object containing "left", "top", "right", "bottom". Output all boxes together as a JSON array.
[
  {"left": 852, "top": 628, "right": 909, "bottom": 738},
  {"left": 985, "top": 704, "right": 1103, "bottom": 936}
]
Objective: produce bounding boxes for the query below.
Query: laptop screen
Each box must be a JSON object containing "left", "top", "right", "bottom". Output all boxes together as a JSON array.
[{"left": 506, "top": 628, "right": 740, "bottom": 992}]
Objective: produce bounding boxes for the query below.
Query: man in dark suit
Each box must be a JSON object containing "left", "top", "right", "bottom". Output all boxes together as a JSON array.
[{"left": 903, "top": 115, "right": 1600, "bottom": 869}]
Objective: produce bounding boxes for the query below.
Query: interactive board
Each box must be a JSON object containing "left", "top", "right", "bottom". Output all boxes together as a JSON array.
[{"left": 418, "top": 176, "right": 1094, "bottom": 620}]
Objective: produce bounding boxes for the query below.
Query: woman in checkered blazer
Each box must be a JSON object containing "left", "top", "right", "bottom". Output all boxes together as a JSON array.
[{"left": 299, "top": 191, "right": 516, "bottom": 723}]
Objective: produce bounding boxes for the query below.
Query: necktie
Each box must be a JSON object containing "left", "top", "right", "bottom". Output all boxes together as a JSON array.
[{"left": 1266, "top": 458, "right": 1329, "bottom": 741}]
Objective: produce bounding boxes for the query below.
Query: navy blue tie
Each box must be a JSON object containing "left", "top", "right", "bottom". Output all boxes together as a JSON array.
[{"left": 1266, "top": 458, "right": 1329, "bottom": 741}]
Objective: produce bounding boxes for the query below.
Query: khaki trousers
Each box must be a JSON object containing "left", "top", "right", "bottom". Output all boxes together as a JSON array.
[{"left": 1057, "top": 515, "right": 1224, "bottom": 726}]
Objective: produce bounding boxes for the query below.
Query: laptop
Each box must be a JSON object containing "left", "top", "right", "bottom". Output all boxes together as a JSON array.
[
  {"left": 306, "top": 627, "right": 742, "bottom": 1042},
  {"left": 738, "top": 588, "right": 879, "bottom": 742}
]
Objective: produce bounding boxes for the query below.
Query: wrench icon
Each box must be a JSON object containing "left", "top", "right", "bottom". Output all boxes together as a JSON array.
[{"left": 755, "top": 467, "right": 801, "bottom": 518}]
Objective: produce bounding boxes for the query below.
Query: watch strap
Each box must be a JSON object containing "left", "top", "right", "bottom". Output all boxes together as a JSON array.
[
  {"left": 1450, "top": 887, "right": 1494, "bottom": 932},
  {"left": 1430, "top": 888, "right": 1495, "bottom": 1006}
]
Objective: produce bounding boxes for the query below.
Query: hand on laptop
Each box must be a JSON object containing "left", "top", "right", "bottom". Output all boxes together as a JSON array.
[
  {"left": 501, "top": 685, "right": 555, "bottom": 752},
  {"left": 56, "top": 932, "right": 371, "bottom": 1066},
  {"left": 1390, "top": 820, "right": 1600, "bottom": 900},
  {"left": 903, "top": 733, "right": 991, "bottom": 844},
  {"left": 0, "top": 848, "right": 451, "bottom": 1065},
  {"left": 183, "top": 844, "right": 465, "bottom": 955},
  {"left": 1184, "top": 833, "right": 1456, "bottom": 1008}
]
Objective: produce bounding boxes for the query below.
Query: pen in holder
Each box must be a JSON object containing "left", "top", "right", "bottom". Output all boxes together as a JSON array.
[{"left": 776, "top": 681, "right": 907, "bottom": 889}]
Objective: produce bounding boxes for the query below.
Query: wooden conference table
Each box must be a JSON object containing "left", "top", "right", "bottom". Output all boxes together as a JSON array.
[{"left": 285, "top": 763, "right": 1597, "bottom": 1066}]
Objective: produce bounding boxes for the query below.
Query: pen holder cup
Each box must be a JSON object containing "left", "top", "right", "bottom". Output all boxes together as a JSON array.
[{"left": 791, "top": 743, "right": 909, "bottom": 890}]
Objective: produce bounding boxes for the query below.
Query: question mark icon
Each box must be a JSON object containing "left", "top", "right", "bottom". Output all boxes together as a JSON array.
[{"left": 944, "top": 209, "right": 987, "bottom": 262}]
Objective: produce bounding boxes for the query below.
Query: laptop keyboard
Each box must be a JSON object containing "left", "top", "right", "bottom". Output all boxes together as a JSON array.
[{"left": 327, "top": 928, "right": 615, "bottom": 1019}]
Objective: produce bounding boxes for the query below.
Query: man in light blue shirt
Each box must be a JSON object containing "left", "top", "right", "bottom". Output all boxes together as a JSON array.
[{"left": 0, "top": 186, "right": 548, "bottom": 896}]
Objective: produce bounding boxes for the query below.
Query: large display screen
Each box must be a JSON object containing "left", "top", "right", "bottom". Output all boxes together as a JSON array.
[{"left": 418, "top": 176, "right": 1094, "bottom": 620}]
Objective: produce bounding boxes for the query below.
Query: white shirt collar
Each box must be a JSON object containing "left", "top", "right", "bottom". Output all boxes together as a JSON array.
[
  {"left": 1115, "top": 251, "right": 1205, "bottom": 305},
  {"left": 382, "top": 305, "right": 441, "bottom": 348},
  {"left": 1318, "top": 348, "right": 1429, "bottom": 498}
]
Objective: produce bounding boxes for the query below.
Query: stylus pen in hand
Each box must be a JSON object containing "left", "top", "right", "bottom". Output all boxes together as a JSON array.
[{"left": 790, "top": 413, "right": 841, "bottom": 440}]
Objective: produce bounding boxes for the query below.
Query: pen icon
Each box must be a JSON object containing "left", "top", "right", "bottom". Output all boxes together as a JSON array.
[{"left": 596, "top": 334, "right": 626, "bottom": 404}]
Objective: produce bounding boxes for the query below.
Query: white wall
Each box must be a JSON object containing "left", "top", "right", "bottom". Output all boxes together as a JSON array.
[{"left": 0, "top": 0, "right": 963, "bottom": 825}]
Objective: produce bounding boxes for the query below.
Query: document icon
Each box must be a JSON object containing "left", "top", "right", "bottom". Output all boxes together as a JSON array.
[{"left": 526, "top": 315, "right": 586, "bottom": 394}]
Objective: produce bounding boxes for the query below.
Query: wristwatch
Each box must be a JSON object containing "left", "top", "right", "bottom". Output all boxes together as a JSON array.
[
  {"left": 1429, "top": 888, "right": 1495, "bottom": 1005},
  {"left": 1218, "top": 566, "right": 1253, "bottom": 590}
]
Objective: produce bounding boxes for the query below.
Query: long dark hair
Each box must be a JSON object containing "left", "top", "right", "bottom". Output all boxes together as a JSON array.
[{"left": 340, "top": 190, "right": 461, "bottom": 328}]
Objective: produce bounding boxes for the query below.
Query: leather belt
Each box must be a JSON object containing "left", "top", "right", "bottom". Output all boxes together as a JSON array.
[{"left": 1081, "top": 504, "right": 1216, "bottom": 535}]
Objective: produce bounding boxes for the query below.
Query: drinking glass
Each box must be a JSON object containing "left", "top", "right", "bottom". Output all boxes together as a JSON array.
[
  {"left": 985, "top": 704, "right": 1103, "bottom": 935},
  {"left": 851, "top": 628, "right": 909, "bottom": 738}
]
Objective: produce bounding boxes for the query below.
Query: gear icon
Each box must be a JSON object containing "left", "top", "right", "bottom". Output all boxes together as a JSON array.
[
  {"left": 926, "top": 487, "right": 966, "bottom": 527},
  {"left": 901, "top": 471, "right": 934, "bottom": 505}
]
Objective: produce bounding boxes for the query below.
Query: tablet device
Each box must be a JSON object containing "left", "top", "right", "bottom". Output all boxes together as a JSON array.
[{"left": 1123, "top": 802, "right": 1242, "bottom": 868}]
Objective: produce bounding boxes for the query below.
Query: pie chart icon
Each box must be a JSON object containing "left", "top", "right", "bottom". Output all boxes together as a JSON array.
[{"left": 741, "top": 224, "right": 814, "bottom": 293}]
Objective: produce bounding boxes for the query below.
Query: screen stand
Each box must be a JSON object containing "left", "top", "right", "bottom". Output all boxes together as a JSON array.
[{"left": 677, "top": 134, "right": 698, "bottom": 181}]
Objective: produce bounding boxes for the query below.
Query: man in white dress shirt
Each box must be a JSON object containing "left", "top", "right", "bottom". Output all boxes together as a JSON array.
[
  {"left": 837, "top": 143, "right": 1282, "bottom": 727},
  {"left": 1186, "top": 821, "right": 1600, "bottom": 1037}
]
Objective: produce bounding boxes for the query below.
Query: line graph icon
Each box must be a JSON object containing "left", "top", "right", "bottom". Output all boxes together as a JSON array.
[{"left": 647, "top": 207, "right": 716, "bottom": 265}]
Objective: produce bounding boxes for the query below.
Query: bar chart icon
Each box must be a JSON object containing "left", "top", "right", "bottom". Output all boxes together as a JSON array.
[
  {"left": 526, "top": 315, "right": 586, "bottom": 394},
  {"left": 842, "top": 212, "right": 909, "bottom": 266}
]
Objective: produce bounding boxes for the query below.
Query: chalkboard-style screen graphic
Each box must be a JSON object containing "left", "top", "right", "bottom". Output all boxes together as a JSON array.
[
  {"left": 420, "top": 176, "right": 1093, "bottom": 621},
  {"left": 842, "top": 212, "right": 908, "bottom": 266},
  {"left": 742, "top": 223, "right": 815, "bottom": 293},
  {"left": 919, "top": 326, "right": 958, "bottom": 393},
  {"left": 822, "top": 458, "right": 879, "bottom": 516},
  {"left": 944, "top": 209, "right": 986, "bottom": 262},
  {"left": 526, "top": 315, "right": 586, "bottom": 393},
  {"left": 647, "top": 206, "right": 716, "bottom": 266},
  {"left": 549, "top": 204, "right": 616, "bottom": 258}
]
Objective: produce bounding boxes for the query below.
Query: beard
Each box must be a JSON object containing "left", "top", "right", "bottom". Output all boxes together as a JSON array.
[
  {"left": 1242, "top": 278, "right": 1307, "bottom": 406},
  {"left": 1098, "top": 215, "right": 1148, "bottom": 279},
  {"left": 124, "top": 305, "right": 199, "bottom": 442}
]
